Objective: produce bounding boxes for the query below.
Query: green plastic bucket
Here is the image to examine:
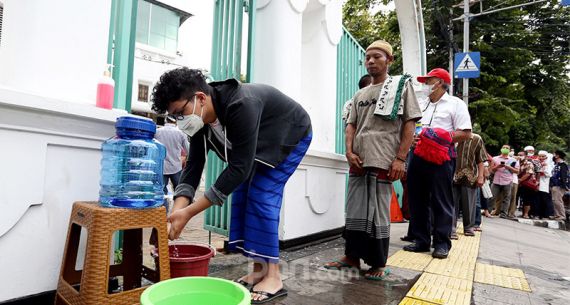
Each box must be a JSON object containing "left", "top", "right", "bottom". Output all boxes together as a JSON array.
[{"left": 140, "top": 276, "right": 251, "bottom": 305}]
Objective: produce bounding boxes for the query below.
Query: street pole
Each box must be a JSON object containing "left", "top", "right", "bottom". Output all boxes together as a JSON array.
[
  {"left": 462, "top": 0, "right": 469, "bottom": 104},
  {"left": 449, "top": 8, "right": 454, "bottom": 95},
  {"left": 451, "top": 0, "right": 548, "bottom": 104}
]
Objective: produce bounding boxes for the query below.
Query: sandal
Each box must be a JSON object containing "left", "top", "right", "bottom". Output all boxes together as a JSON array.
[
  {"left": 324, "top": 260, "right": 360, "bottom": 270},
  {"left": 364, "top": 268, "right": 391, "bottom": 281},
  {"left": 251, "top": 288, "right": 288, "bottom": 304},
  {"left": 234, "top": 279, "right": 254, "bottom": 291},
  {"left": 474, "top": 227, "right": 482, "bottom": 232}
]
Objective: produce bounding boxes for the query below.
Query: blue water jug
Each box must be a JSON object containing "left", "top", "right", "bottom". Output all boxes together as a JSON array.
[{"left": 99, "top": 116, "right": 166, "bottom": 208}]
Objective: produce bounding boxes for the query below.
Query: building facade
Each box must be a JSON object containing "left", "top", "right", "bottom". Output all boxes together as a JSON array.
[{"left": 0, "top": 0, "right": 425, "bottom": 301}]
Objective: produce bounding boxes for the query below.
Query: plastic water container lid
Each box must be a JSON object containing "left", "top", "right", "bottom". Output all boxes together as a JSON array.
[{"left": 115, "top": 116, "right": 156, "bottom": 134}]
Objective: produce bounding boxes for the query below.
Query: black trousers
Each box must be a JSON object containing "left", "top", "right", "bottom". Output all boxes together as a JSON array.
[
  {"left": 408, "top": 154, "right": 455, "bottom": 251},
  {"left": 537, "top": 191, "right": 554, "bottom": 218}
]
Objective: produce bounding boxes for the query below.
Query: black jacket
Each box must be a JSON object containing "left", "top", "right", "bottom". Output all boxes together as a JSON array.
[{"left": 174, "top": 79, "right": 312, "bottom": 205}]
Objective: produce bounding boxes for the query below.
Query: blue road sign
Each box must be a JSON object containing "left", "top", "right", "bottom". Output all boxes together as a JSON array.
[{"left": 454, "top": 52, "right": 480, "bottom": 78}]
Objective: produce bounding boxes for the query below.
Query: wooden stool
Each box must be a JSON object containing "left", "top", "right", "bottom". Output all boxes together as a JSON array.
[{"left": 55, "top": 201, "right": 170, "bottom": 305}]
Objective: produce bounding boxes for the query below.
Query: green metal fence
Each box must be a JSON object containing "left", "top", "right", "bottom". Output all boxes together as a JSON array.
[
  {"left": 107, "top": 0, "right": 138, "bottom": 112},
  {"left": 204, "top": 17, "right": 367, "bottom": 236},
  {"left": 204, "top": 0, "right": 256, "bottom": 236},
  {"left": 335, "top": 27, "right": 367, "bottom": 154}
]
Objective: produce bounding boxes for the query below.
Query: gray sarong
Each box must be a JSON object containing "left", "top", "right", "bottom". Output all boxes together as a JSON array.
[{"left": 343, "top": 167, "right": 392, "bottom": 268}]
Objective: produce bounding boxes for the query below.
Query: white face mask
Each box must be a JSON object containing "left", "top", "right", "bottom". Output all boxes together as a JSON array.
[
  {"left": 176, "top": 96, "right": 204, "bottom": 137},
  {"left": 527, "top": 152, "right": 534, "bottom": 157},
  {"left": 423, "top": 83, "right": 435, "bottom": 96}
]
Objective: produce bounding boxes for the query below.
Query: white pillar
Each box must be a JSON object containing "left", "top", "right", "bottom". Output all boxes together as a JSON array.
[
  {"left": 252, "top": 0, "right": 308, "bottom": 101},
  {"left": 394, "top": 0, "right": 426, "bottom": 76},
  {"left": 267, "top": 0, "right": 347, "bottom": 243},
  {"left": 300, "top": 0, "right": 342, "bottom": 152}
]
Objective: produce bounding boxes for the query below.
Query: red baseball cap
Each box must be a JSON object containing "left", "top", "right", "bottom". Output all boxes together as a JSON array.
[{"left": 417, "top": 68, "right": 451, "bottom": 85}]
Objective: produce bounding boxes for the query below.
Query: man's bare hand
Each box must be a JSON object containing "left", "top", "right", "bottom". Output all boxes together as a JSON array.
[
  {"left": 167, "top": 208, "right": 191, "bottom": 240},
  {"left": 388, "top": 159, "right": 406, "bottom": 181},
  {"left": 346, "top": 152, "right": 364, "bottom": 169},
  {"left": 476, "top": 175, "right": 485, "bottom": 187}
]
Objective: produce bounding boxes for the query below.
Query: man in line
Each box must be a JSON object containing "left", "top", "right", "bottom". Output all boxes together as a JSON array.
[
  {"left": 551, "top": 150, "right": 569, "bottom": 220},
  {"left": 154, "top": 117, "right": 189, "bottom": 213},
  {"left": 537, "top": 150, "right": 554, "bottom": 219},
  {"left": 324, "top": 40, "right": 421, "bottom": 280},
  {"left": 151, "top": 67, "right": 312, "bottom": 304},
  {"left": 342, "top": 74, "right": 372, "bottom": 124},
  {"left": 490, "top": 144, "right": 519, "bottom": 218},
  {"left": 451, "top": 133, "right": 486, "bottom": 237},
  {"left": 507, "top": 153, "right": 521, "bottom": 218},
  {"left": 404, "top": 68, "right": 472, "bottom": 259}
]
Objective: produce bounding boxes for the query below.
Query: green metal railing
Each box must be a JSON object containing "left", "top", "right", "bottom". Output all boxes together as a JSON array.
[
  {"left": 107, "top": 0, "right": 138, "bottom": 112},
  {"left": 335, "top": 27, "right": 367, "bottom": 154},
  {"left": 204, "top": 0, "right": 256, "bottom": 236}
]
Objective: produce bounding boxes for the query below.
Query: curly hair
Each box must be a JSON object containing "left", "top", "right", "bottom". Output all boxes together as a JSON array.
[{"left": 151, "top": 67, "right": 211, "bottom": 114}]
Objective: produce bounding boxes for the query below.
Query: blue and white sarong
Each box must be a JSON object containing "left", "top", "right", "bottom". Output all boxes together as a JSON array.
[{"left": 227, "top": 133, "right": 312, "bottom": 263}]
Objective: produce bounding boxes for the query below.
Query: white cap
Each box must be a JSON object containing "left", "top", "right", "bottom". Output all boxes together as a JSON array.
[
  {"left": 538, "top": 150, "right": 548, "bottom": 156},
  {"left": 524, "top": 145, "right": 535, "bottom": 151}
]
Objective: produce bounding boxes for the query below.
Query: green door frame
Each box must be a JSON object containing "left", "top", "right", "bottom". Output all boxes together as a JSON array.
[
  {"left": 107, "top": 0, "right": 138, "bottom": 112},
  {"left": 335, "top": 27, "right": 367, "bottom": 154},
  {"left": 204, "top": 0, "right": 256, "bottom": 237}
]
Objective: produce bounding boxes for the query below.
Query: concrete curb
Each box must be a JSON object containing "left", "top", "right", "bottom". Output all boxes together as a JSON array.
[{"left": 515, "top": 218, "right": 567, "bottom": 230}]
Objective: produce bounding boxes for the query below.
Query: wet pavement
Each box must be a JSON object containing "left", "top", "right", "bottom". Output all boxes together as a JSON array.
[
  {"left": 206, "top": 223, "right": 418, "bottom": 305},
  {"left": 175, "top": 207, "right": 570, "bottom": 305}
]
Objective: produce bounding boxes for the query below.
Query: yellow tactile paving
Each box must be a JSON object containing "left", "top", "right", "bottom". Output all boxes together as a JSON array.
[
  {"left": 424, "top": 256, "right": 475, "bottom": 280},
  {"left": 474, "top": 263, "right": 531, "bottom": 292},
  {"left": 448, "top": 237, "right": 480, "bottom": 263},
  {"left": 399, "top": 297, "right": 439, "bottom": 305},
  {"left": 456, "top": 226, "right": 464, "bottom": 234},
  {"left": 387, "top": 250, "right": 434, "bottom": 271},
  {"left": 395, "top": 223, "right": 531, "bottom": 305},
  {"left": 406, "top": 273, "right": 473, "bottom": 305}
]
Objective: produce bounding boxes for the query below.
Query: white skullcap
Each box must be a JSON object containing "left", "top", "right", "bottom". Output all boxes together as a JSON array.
[
  {"left": 524, "top": 146, "right": 535, "bottom": 151},
  {"left": 538, "top": 150, "right": 548, "bottom": 156}
]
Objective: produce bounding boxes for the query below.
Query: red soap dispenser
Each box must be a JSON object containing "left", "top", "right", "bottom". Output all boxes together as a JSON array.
[{"left": 96, "top": 64, "right": 115, "bottom": 109}]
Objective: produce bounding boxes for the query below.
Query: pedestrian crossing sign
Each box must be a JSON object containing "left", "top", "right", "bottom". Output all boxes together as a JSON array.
[{"left": 454, "top": 52, "right": 480, "bottom": 78}]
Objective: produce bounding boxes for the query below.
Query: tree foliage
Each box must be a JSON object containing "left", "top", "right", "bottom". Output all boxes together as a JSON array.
[{"left": 342, "top": 0, "right": 570, "bottom": 154}]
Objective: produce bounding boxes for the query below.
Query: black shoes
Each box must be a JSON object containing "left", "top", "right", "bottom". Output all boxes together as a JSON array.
[
  {"left": 403, "top": 243, "right": 430, "bottom": 252},
  {"left": 400, "top": 235, "right": 414, "bottom": 242},
  {"left": 432, "top": 248, "right": 449, "bottom": 259}
]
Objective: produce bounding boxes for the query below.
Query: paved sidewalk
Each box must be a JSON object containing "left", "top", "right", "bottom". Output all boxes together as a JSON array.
[
  {"left": 174, "top": 215, "right": 570, "bottom": 304},
  {"left": 473, "top": 217, "right": 570, "bottom": 305}
]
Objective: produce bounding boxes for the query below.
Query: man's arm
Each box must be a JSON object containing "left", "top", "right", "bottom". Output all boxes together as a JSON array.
[
  {"left": 452, "top": 97, "right": 472, "bottom": 143},
  {"left": 345, "top": 123, "right": 363, "bottom": 169},
  {"left": 172, "top": 128, "right": 206, "bottom": 211},
  {"left": 561, "top": 163, "right": 569, "bottom": 190},
  {"left": 452, "top": 129, "right": 472, "bottom": 143},
  {"left": 168, "top": 196, "right": 213, "bottom": 239},
  {"left": 489, "top": 157, "right": 502, "bottom": 173},
  {"left": 504, "top": 162, "right": 519, "bottom": 175},
  {"left": 388, "top": 120, "right": 415, "bottom": 180},
  {"left": 476, "top": 162, "right": 485, "bottom": 187}
]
